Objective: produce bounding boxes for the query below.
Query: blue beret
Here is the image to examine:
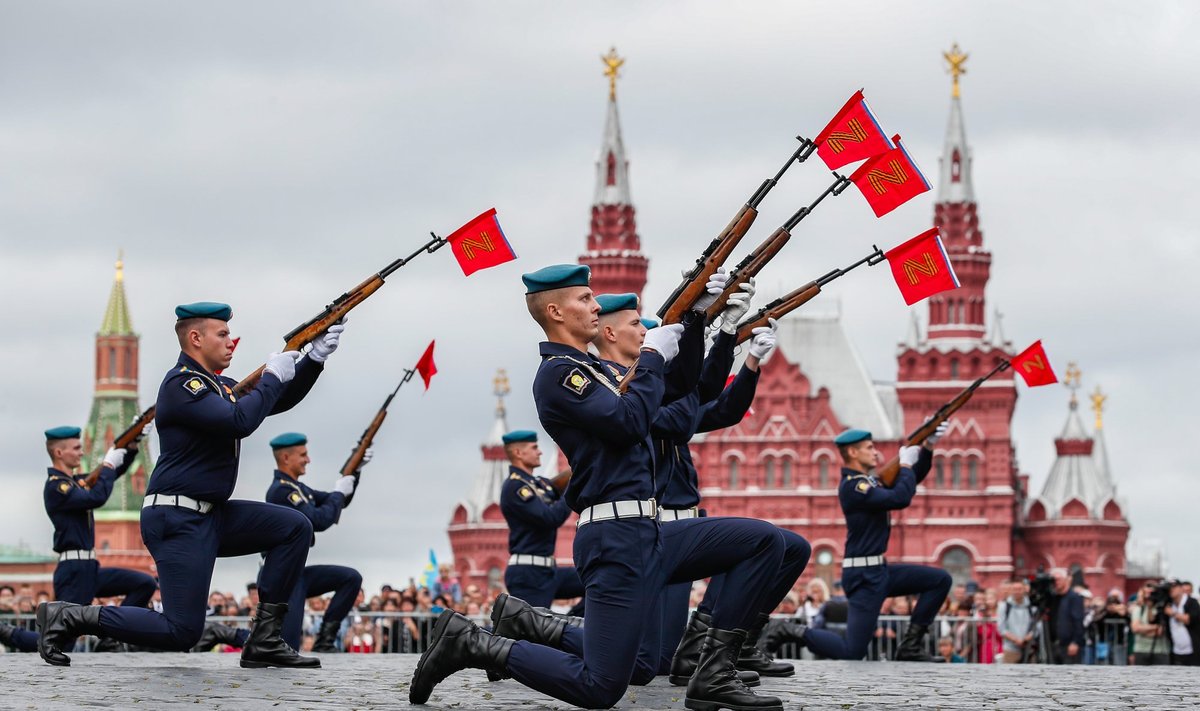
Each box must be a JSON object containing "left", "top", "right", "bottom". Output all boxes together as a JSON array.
[
  {"left": 834, "top": 429, "right": 872, "bottom": 446},
  {"left": 640, "top": 317, "right": 661, "bottom": 329},
  {"left": 44, "top": 426, "right": 81, "bottom": 441},
  {"left": 522, "top": 264, "right": 590, "bottom": 295},
  {"left": 175, "top": 302, "right": 233, "bottom": 321},
  {"left": 501, "top": 430, "right": 538, "bottom": 445},
  {"left": 269, "top": 432, "right": 308, "bottom": 449},
  {"left": 596, "top": 293, "right": 639, "bottom": 316}
]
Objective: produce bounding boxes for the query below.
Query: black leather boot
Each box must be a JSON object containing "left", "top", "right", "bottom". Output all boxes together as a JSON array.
[
  {"left": 532, "top": 605, "right": 584, "bottom": 628},
  {"left": 312, "top": 619, "right": 342, "bottom": 652},
  {"left": 0, "top": 622, "right": 17, "bottom": 648},
  {"left": 670, "top": 610, "right": 760, "bottom": 687},
  {"left": 486, "top": 593, "right": 571, "bottom": 681},
  {"left": 37, "top": 601, "right": 104, "bottom": 667},
  {"left": 410, "top": 611, "right": 513, "bottom": 705},
  {"left": 894, "top": 622, "right": 944, "bottom": 662},
  {"left": 192, "top": 622, "right": 244, "bottom": 652},
  {"left": 93, "top": 636, "right": 125, "bottom": 653},
  {"left": 685, "top": 628, "right": 782, "bottom": 711},
  {"left": 239, "top": 602, "right": 321, "bottom": 669},
  {"left": 736, "top": 613, "right": 794, "bottom": 677}
]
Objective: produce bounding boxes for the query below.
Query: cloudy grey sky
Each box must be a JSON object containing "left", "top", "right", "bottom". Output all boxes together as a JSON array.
[{"left": 2, "top": 1, "right": 1196, "bottom": 594}]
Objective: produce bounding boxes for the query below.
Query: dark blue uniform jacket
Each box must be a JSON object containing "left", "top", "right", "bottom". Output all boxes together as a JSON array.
[
  {"left": 265, "top": 471, "right": 345, "bottom": 545},
  {"left": 838, "top": 448, "right": 933, "bottom": 558},
  {"left": 500, "top": 466, "right": 572, "bottom": 557},
  {"left": 44, "top": 458, "right": 131, "bottom": 552}
]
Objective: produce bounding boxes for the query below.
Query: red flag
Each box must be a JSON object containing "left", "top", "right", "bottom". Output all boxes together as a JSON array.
[
  {"left": 415, "top": 340, "right": 438, "bottom": 390},
  {"left": 849, "top": 135, "right": 931, "bottom": 218},
  {"left": 884, "top": 228, "right": 960, "bottom": 305},
  {"left": 215, "top": 337, "right": 240, "bottom": 375},
  {"left": 446, "top": 208, "right": 516, "bottom": 276},
  {"left": 814, "top": 90, "right": 894, "bottom": 170},
  {"left": 1010, "top": 340, "right": 1058, "bottom": 387}
]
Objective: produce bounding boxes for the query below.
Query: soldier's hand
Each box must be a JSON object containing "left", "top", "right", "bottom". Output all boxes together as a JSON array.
[
  {"left": 718, "top": 279, "right": 755, "bottom": 333},
  {"left": 925, "top": 421, "right": 950, "bottom": 447},
  {"left": 359, "top": 447, "right": 374, "bottom": 470},
  {"left": 641, "top": 323, "right": 686, "bottom": 363},
  {"left": 103, "top": 448, "right": 127, "bottom": 470},
  {"left": 308, "top": 318, "right": 346, "bottom": 363},
  {"left": 747, "top": 319, "right": 779, "bottom": 362},
  {"left": 899, "top": 445, "right": 922, "bottom": 468},
  {"left": 333, "top": 475, "right": 356, "bottom": 497},
  {"left": 264, "top": 351, "right": 303, "bottom": 383},
  {"left": 691, "top": 267, "right": 729, "bottom": 312}
]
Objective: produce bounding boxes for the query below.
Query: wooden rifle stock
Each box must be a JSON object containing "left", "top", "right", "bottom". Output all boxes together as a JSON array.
[
  {"left": 875, "top": 360, "right": 1011, "bottom": 486},
  {"left": 83, "top": 405, "right": 156, "bottom": 488},
  {"left": 658, "top": 205, "right": 758, "bottom": 324},
  {"left": 735, "top": 282, "right": 821, "bottom": 345},
  {"left": 704, "top": 225, "right": 792, "bottom": 324},
  {"left": 341, "top": 371, "right": 413, "bottom": 507},
  {"left": 548, "top": 468, "right": 572, "bottom": 495}
]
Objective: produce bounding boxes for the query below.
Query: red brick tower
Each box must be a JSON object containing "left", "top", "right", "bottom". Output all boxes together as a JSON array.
[{"left": 578, "top": 48, "right": 648, "bottom": 301}]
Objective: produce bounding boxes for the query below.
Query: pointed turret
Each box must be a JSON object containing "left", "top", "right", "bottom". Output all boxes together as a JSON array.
[
  {"left": 579, "top": 48, "right": 649, "bottom": 300},
  {"left": 463, "top": 369, "right": 512, "bottom": 521}
]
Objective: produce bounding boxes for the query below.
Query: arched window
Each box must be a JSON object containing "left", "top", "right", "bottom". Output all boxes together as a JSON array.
[
  {"left": 951, "top": 458, "right": 962, "bottom": 489},
  {"left": 934, "top": 458, "right": 945, "bottom": 488},
  {"left": 728, "top": 459, "right": 740, "bottom": 489},
  {"left": 940, "top": 547, "right": 973, "bottom": 586},
  {"left": 818, "top": 457, "right": 830, "bottom": 489},
  {"left": 781, "top": 459, "right": 793, "bottom": 489},
  {"left": 813, "top": 548, "right": 836, "bottom": 587},
  {"left": 763, "top": 458, "right": 776, "bottom": 489},
  {"left": 968, "top": 458, "right": 979, "bottom": 489},
  {"left": 949, "top": 358, "right": 959, "bottom": 379},
  {"left": 108, "top": 347, "right": 117, "bottom": 378}
]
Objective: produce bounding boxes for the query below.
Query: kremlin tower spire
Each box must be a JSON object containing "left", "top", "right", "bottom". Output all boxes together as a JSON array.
[{"left": 579, "top": 48, "right": 649, "bottom": 300}]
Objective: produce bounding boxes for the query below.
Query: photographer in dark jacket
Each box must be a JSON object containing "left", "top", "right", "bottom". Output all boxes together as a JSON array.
[
  {"left": 1165, "top": 580, "right": 1200, "bottom": 665},
  {"left": 1047, "top": 568, "right": 1085, "bottom": 664}
]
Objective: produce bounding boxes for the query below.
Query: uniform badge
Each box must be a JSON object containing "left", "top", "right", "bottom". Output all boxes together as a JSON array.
[
  {"left": 58, "top": 482, "right": 71, "bottom": 494},
  {"left": 562, "top": 368, "right": 590, "bottom": 396},
  {"left": 288, "top": 491, "right": 304, "bottom": 506},
  {"left": 183, "top": 377, "right": 208, "bottom": 396},
  {"left": 518, "top": 486, "right": 534, "bottom": 501},
  {"left": 855, "top": 480, "right": 870, "bottom": 494},
  {"left": 223, "top": 384, "right": 236, "bottom": 403}
]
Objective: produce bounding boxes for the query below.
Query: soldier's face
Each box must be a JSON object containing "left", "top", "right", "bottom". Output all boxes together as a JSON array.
[
  {"left": 849, "top": 440, "right": 877, "bottom": 469},
  {"left": 555, "top": 287, "right": 600, "bottom": 341},
  {"left": 192, "top": 320, "right": 236, "bottom": 371},
  {"left": 512, "top": 442, "right": 541, "bottom": 470},
  {"left": 53, "top": 439, "right": 83, "bottom": 470},
  {"left": 609, "top": 311, "right": 647, "bottom": 361},
  {"left": 277, "top": 445, "right": 310, "bottom": 476}
]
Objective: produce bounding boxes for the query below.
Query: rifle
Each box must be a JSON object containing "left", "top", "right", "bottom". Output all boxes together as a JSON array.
[
  {"left": 704, "top": 173, "right": 852, "bottom": 325},
  {"left": 548, "top": 468, "right": 572, "bottom": 495},
  {"left": 232, "top": 233, "right": 448, "bottom": 397},
  {"left": 83, "top": 405, "right": 156, "bottom": 488},
  {"left": 875, "top": 360, "right": 1012, "bottom": 486},
  {"left": 734, "top": 246, "right": 886, "bottom": 344},
  {"left": 341, "top": 369, "right": 415, "bottom": 507},
  {"left": 656, "top": 137, "right": 815, "bottom": 324}
]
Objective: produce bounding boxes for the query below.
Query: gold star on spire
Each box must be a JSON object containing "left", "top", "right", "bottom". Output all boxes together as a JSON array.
[
  {"left": 493, "top": 368, "right": 510, "bottom": 417},
  {"left": 944, "top": 43, "right": 968, "bottom": 99},
  {"left": 115, "top": 249, "right": 124, "bottom": 283},
  {"left": 1063, "top": 361, "right": 1082, "bottom": 407},
  {"left": 1091, "top": 385, "right": 1107, "bottom": 430},
  {"left": 601, "top": 47, "right": 624, "bottom": 101}
]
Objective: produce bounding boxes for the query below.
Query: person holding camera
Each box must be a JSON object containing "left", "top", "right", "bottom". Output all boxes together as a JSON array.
[
  {"left": 1129, "top": 582, "right": 1170, "bottom": 665},
  {"left": 1165, "top": 580, "right": 1200, "bottom": 665},
  {"left": 1046, "top": 568, "right": 1085, "bottom": 664}
]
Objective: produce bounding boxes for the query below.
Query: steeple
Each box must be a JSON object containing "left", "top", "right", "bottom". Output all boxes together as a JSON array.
[
  {"left": 579, "top": 47, "right": 649, "bottom": 300},
  {"left": 928, "top": 43, "right": 990, "bottom": 341},
  {"left": 464, "top": 369, "right": 512, "bottom": 521},
  {"left": 100, "top": 251, "right": 135, "bottom": 336}
]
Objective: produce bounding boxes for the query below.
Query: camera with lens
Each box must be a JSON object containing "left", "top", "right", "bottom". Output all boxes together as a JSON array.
[
  {"left": 1028, "top": 572, "right": 1055, "bottom": 608},
  {"left": 1147, "top": 580, "right": 1174, "bottom": 611}
]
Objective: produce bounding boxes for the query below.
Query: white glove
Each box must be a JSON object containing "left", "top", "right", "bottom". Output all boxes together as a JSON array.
[
  {"left": 263, "top": 351, "right": 303, "bottom": 384},
  {"left": 360, "top": 448, "right": 374, "bottom": 468},
  {"left": 899, "top": 445, "right": 922, "bottom": 468},
  {"left": 102, "top": 448, "right": 127, "bottom": 470},
  {"left": 690, "top": 267, "right": 729, "bottom": 312},
  {"left": 925, "top": 421, "right": 950, "bottom": 446},
  {"left": 718, "top": 279, "right": 756, "bottom": 333},
  {"left": 641, "top": 323, "right": 686, "bottom": 364},
  {"left": 334, "top": 475, "right": 356, "bottom": 497},
  {"left": 747, "top": 319, "right": 779, "bottom": 361},
  {"left": 308, "top": 319, "right": 346, "bottom": 363}
]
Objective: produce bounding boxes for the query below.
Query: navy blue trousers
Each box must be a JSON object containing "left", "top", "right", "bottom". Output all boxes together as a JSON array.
[
  {"left": 803, "top": 562, "right": 952, "bottom": 660},
  {"left": 505, "top": 564, "right": 585, "bottom": 608},
  {"left": 98, "top": 500, "right": 312, "bottom": 650},
  {"left": 54, "top": 559, "right": 157, "bottom": 607},
  {"left": 651, "top": 526, "right": 812, "bottom": 675},
  {"left": 505, "top": 516, "right": 784, "bottom": 709},
  {"left": 279, "top": 564, "right": 362, "bottom": 650},
  {"left": 7, "top": 626, "right": 39, "bottom": 652}
]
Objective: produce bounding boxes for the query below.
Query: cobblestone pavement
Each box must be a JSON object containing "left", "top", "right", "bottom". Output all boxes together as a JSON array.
[{"left": 1, "top": 653, "right": 1196, "bottom": 710}]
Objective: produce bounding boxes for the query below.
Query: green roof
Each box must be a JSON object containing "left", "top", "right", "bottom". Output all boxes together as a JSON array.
[
  {"left": 0, "top": 544, "right": 56, "bottom": 564},
  {"left": 99, "top": 257, "right": 135, "bottom": 336}
]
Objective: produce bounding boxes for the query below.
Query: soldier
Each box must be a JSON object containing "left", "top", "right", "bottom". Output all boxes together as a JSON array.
[
  {"left": 497, "top": 430, "right": 583, "bottom": 608},
  {"left": 793, "top": 426, "right": 952, "bottom": 661},
  {"left": 411, "top": 265, "right": 788, "bottom": 711},
  {"left": 35, "top": 302, "right": 342, "bottom": 668},
  {"left": 264, "top": 431, "right": 365, "bottom": 653}
]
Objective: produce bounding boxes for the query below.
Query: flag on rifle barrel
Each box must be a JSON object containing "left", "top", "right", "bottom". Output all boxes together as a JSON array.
[
  {"left": 849, "top": 135, "right": 931, "bottom": 218},
  {"left": 416, "top": 340, "right": 438, "bottom": 390},
  {"left": 1010, "top": 340, "right": 1058, "bottom": 387},
  {"left": 815, "top": 90, "right": 895, "bottom": 170},
  {"left": 884, "top": 228, "right": 960, "bottom": 305},
  {"left": 446, "top": 208, "right": 517, "bottom": 276}
]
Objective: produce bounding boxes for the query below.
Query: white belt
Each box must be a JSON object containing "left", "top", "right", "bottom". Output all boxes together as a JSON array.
[
  {"left": 577, "top": 499, "right": 658, "bottom": 528},
  {"left": 658, "top": 507, "right": 699, "bottom": 522},
  {"left": 58, "top": 549, "right": 95, "bottom": 562},
  {"left": 508, "top": 554, "right": 556, "bottom": 568},
  {"left": 843, "top": 555, "right": 885, "bottom": 568},
  {"left": 143, "top": 494, "right": 213, "bottom": 514}
]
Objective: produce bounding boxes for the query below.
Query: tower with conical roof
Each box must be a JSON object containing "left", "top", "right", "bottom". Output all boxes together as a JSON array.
[
  {"left": 82, "top": 254, "right": 154, "bottom": 575},
  {"left": 578, "top": 48, "right": 649, "bottom": 300},
  {"left": 1020, "top": 364, "right": 1128, "bottom": 594}
]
